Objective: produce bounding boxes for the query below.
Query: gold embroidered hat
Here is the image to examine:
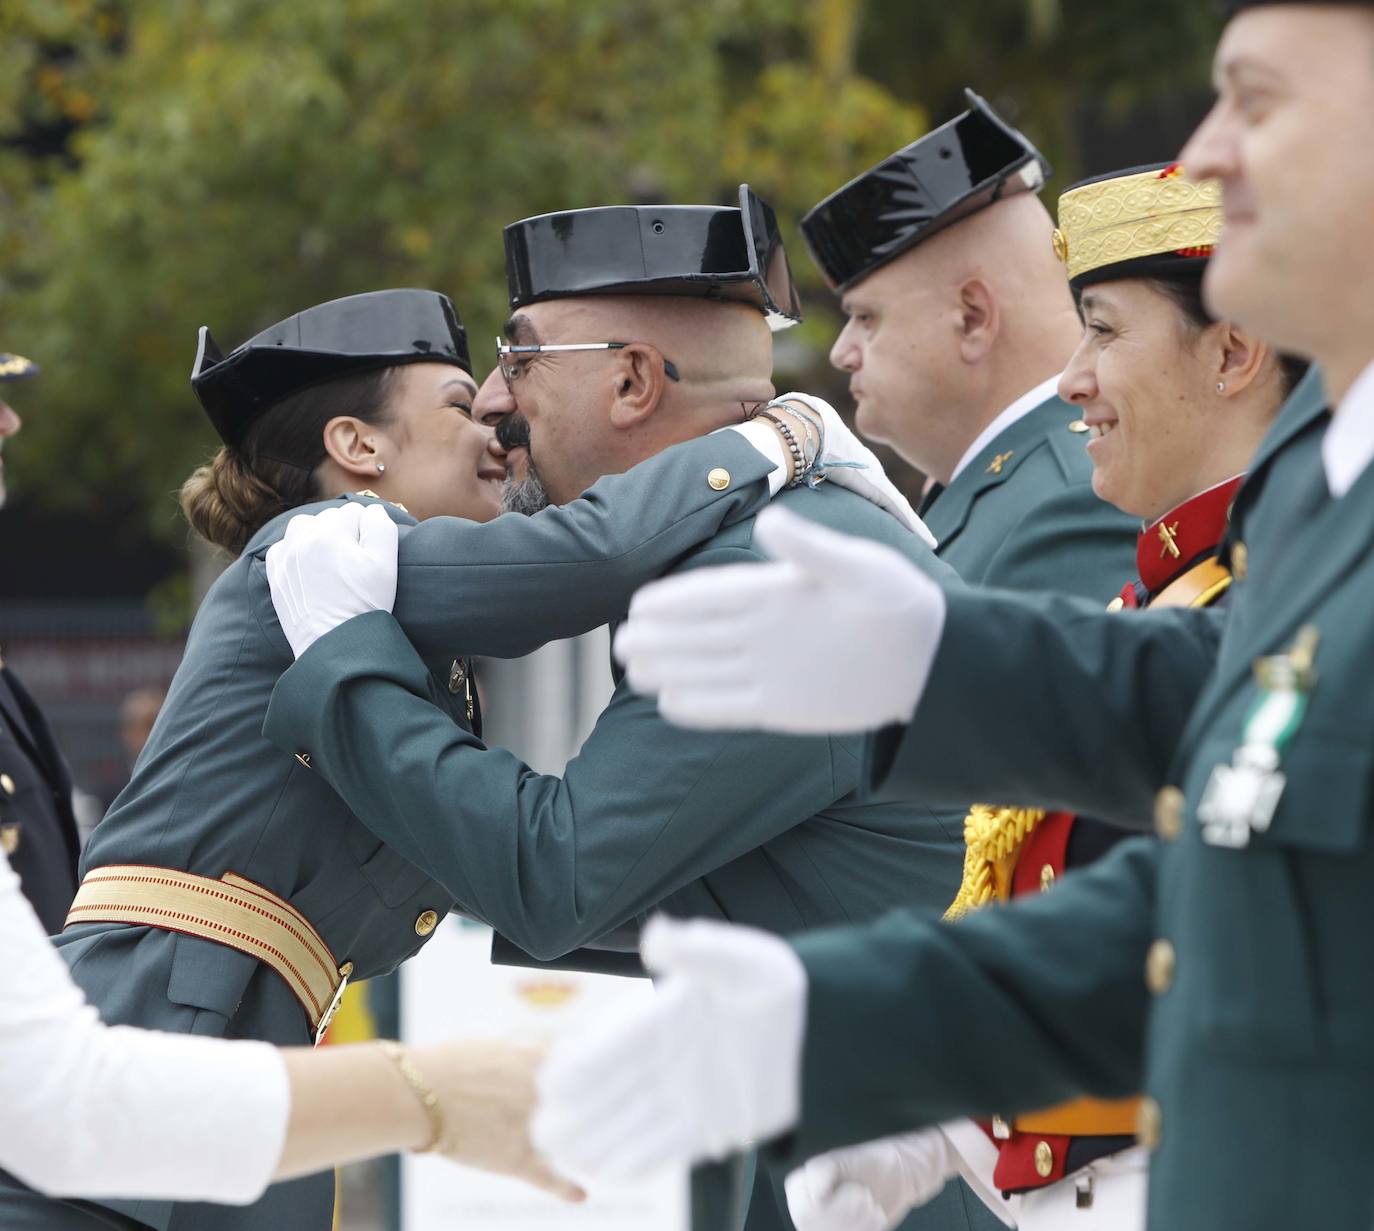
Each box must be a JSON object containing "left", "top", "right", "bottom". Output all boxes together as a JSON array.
[{"left": 1053, "top": 162, "right": 1221, "bottom": 290}]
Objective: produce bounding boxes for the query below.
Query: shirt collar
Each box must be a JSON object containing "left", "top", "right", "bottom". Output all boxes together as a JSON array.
[
  {"left": 1322, "top": 359, "right": 1374, "bottom": 498},
  {"left": 949, "top": 375, "right": 1063, "bottom": 484}
]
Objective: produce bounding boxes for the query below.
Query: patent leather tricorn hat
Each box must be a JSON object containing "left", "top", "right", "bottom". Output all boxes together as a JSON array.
[
  {"left": 801, "top": 89, "right": 1050, "bottom": 293},
  {"left": 503, "top": 185, "right": 803, "bottom": 331},
  {"left": 191, "top": 289, "right": 471, "bottom": 448}
]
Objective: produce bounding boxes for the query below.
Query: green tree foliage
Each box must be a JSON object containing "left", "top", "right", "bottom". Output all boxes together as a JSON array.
[{"left": 0, "top": 0, "right": 1219, "bottom": 535}]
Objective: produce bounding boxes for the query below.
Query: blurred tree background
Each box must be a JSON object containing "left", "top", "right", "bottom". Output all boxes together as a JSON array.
[{"left": 1, "top": 0, "right": 1223, "bottom": 615}]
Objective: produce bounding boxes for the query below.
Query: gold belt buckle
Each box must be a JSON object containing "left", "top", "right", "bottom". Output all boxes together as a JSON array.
[{"left": 314, "top": 969, "right": 350, "bottom": 1046}]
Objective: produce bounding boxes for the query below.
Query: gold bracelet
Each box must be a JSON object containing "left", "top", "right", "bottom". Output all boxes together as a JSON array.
[{"left": 378, "top": 1040, "right": 446, "bottom": 1153}]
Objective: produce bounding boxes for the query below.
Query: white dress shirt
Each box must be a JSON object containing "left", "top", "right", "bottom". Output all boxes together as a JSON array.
[
  {"left": 948, "top": 375, "right": 1063, "bottom": 484},
  {"left": 1321, "top": 360, "right": 1374, "bottom": 498},
  {"left": 0, "top": 850, "right": 288, "bottom": 1202}
]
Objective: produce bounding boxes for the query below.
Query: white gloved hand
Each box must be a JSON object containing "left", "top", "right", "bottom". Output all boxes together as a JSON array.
[
  {"left": 531, "top": 916, "right": 807, "bottom": 1182},
  {"left": 774, "top": 393, "right": 936, "bottom": 547},
  {"left": 613, "top": 504, "right": 946, "bottom": 733},
  {"left": 265, "top": 502, "right": 399, "bottom": 659},
  {"left": 784, "top": 1130, "right": 957, "bottom": 1231}
]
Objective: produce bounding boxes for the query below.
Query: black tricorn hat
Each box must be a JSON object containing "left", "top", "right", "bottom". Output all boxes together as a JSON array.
[
  {"left": 801, "top": 89, "right": 1050, "bottom": 293},
  {"left": 191, "top": 289, "right": 471, "bottom": 448},
  {"left": 503, "top": 185, "right": 803, "bottom": 331}
]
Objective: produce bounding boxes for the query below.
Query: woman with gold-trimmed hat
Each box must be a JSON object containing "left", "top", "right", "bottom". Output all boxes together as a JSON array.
[{"left": 780, "top": 164, "right": 1308, "bottom": 1231}]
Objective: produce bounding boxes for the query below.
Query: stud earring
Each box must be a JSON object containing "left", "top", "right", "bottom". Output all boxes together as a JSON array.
[
  {"left": 376, "top": 462, "right": 386, "bottom": 474},
  {"left": 1216, "top": 382, "right": 1226, "bottom": 393}
]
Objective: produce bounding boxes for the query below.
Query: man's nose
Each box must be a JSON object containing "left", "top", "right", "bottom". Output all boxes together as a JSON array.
[
  {"left": 829, "top": 323, "right": 860, "bottom": 374},
  {"left": 473, "top": 367, "right": 515, "bottom": 428}
]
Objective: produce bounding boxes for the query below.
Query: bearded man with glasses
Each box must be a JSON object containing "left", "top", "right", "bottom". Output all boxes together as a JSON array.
[{"left": 261, "top": 188, "right": 991, "bottom": 1231}]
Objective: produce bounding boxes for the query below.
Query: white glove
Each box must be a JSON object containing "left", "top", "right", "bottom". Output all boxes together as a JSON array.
[
  {"left": 775, "top": 392, "right": 936, "bottom": 547},
  {"left": 265, "top": 502, "right": 399, "bottom": 659},
  {"left": 785, "top": 1130, "right": 958, "bottom": 1231},
  {"left": 613, "top": 504, "right": 946, "bottom": 733},
  {"left": 531, "top": 916, "right": 807, "bottom": 1182}
]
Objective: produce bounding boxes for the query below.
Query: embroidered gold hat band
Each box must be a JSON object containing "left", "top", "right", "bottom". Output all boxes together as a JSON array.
[
  {"left": 1053, "top": 163, "right": 1222, "bottom": 288},
  {"left": 66, "top": 865, "right": 350, "bottom": 1044}
]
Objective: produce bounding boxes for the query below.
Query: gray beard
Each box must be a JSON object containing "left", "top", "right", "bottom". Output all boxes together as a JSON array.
[{"left": 501, "top": 457, "right": 550, "bottom": 516}]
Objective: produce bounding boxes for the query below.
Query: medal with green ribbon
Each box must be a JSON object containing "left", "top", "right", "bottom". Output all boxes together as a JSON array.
[{"left": 1198, "top": 625, "right": 1319, "bottom": 849}]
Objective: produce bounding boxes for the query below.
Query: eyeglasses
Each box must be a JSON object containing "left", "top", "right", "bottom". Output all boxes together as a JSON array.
[{"left": 495, "top": 338, "right": 681, "bottom": 391}]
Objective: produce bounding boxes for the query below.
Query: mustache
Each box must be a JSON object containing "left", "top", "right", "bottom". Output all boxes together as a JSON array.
[{"left": 495, "top": 413, "right": 531, "bottom": 452}]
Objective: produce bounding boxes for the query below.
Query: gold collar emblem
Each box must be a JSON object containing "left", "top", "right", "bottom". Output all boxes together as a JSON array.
[{"left": 1157, "top": 521, "right": 1182, "bottom": 560}]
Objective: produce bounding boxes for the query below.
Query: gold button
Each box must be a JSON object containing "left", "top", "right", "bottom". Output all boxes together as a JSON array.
[
  {"left": 1033, "top": 1140, "right": 1054, "bottom": 1178},
  {"left": 295, "top": 752, "right": 312, "bottom": 770},
  {"left": 0, "top": 823, "right": 19, "bottom": 856},
  {"left": 0, "top": 773, "right": 13, "bottom": 796},
  {"left": 1067, "top": 419, "right": 1090, "bottom": 434},
  {"left": 1136, "top": 1097, "right": 1162, "bottom": 1150},
  {"left": 1039, "top": 863, "right": 1056, "bottom": 892},
  {"left": 338, "top": 960, "right": 354, "bottom": 979},
  {"left": 415, "top": 909, "right": 439, "bottom": 937},
  {"left": 707, "top": 467, "right": 731, "bottom": 491},
  {"left": 1154, "top": 786, "right": 1184, "bottom": 842},
  {"left": 1106, "top": 596, "right": 1126, "bottom": 613},
  {"left": 1231, "top": 541, "right": 1248, "bottom": 582},
  {"left": 1146, "top": 939, "right": 1176, "bottom": 995}
]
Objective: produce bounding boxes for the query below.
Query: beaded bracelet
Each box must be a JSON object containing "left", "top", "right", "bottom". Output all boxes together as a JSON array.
[
  {"left": 754, "top": 410, "right": 806, "bottom": 486},
  {"left": 768, "top": 401, "right": 823, "bottom": 469},
  {"left": 378, "top": 1040, "right": 447, "bottom": 1153}
]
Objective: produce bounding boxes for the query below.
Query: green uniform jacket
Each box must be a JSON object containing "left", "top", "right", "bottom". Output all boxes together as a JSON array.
[
  {"left": 772, "top": 371, "right": 1361, "bottom": 1231},
  {"left": 261, "top": 479, "right": 991, "bottom": 1231},
  {"left": 0, "top": 432, "right": 783, "bottom": 1231},
  {"left": 262, "top": 481, "right": 967, "bottom": 958},
  {"left": 925, "top": 391, "right": 1138, "bottom": 599}
]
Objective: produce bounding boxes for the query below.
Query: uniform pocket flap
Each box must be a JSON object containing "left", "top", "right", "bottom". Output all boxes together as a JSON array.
[{"left": 167, "top": 931, "right": 257, "bottom": 1020}]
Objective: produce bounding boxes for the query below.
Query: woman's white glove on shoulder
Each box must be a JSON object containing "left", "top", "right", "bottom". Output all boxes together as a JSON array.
[{"left": 0, "top": 852, "right": 289, "bottom": 1202}]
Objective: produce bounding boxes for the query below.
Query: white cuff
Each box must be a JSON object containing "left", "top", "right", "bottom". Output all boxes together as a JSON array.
[{"left": 722, "top": 420, "right": 789, "bottom": 496}]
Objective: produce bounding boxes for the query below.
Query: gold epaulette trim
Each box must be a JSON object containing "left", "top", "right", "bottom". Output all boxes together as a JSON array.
[{"left": 945, "top": 805, "right": 1047, "bottom": 920}]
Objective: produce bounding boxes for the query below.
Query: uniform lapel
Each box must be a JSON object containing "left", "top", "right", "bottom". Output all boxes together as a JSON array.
[
  {"left": 1186, "top": 427, "right": 1373, "bottom": 741},
  {"left": 925, "top": 394, "right": 1074, "bottom": 553}
]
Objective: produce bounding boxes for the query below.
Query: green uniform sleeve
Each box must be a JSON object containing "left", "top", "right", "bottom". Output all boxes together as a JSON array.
[
  {"left": 867, "top": 587, "right": 1222, "bottom": 826},
  {"left": 262, "top": 596, "right": 859, "bottom": 960},
  {"left": 769, "top": 836, "right": 1157, "bottom": 1166},
  {"left": 390, "top": 430, "right": 775, "bottom": 661}
]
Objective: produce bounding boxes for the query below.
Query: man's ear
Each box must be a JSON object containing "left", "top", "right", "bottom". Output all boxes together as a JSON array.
[
  {"left": 956, "top": 278, "right": 999, "bottom": 364},
  {"left": 607, "top": 344, "right": 671, "bottom": 430},
  {"left": 321, "top": 416, "right": 385, "bottom": 478},
  {"left": 1215, "top": 322, "right": 1268, "bottom": 397}
]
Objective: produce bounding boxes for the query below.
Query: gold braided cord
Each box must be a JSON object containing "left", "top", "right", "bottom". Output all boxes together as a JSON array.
[
  {"left": 1055, "top": 168, "right": 1222, "bottom": 282},
  {"left": 945, "top": 805, "right": 1047, "bottom": 920}
]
